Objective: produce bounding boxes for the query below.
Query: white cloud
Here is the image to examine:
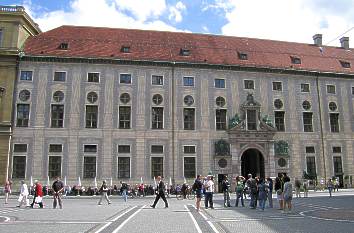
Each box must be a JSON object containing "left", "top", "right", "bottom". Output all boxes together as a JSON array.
[
  {"left": 168, "top": 1, "right": 186, "bottom": 23},
  {"left": 221, "top": 0, "right": 354, "bottom": 47},
  {"left": 114, "top": 0, "right": 167, "bottom": 21}
]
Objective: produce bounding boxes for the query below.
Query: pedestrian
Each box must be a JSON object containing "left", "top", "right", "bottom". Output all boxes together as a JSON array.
[
  {"left": 192, "top": 175, "right": 203, "bottom": 212},
  {"left": 274, "top": 175, "right": 284, "bottom": 210},
  {"left": 31, "top": 180, "right": 44, "bottom": 208},
  {"left": 17, "top": 180, "right": 29, "bottom": 208},
  {"left": 4, "top": 179, "right": 12, "bottom": 204},
  {"left": 266, "top": 177, "right": 273, "bottom": 208},
  {"left": 327, "top": 179, "right": 334, "bottom": 197},
  {"left": 204, "top": 175, "right": 214, "bottom": 209},
  {"left": 303, "top": 180, "right": 308, "bottom": 198},
  {"left": 98, "top": 180, "right": 111, "bottom": 205},
  {"left": 283, "top": 175, "right": 293, "bottom": 213},
  {"left": 120, "top": 181, "right": 128, "bottom": 202},
  {"left": 52, "top": 176, "right": 64, "bottom": 209},
  {"left": 235, "top": 176, "right": 245, "bottom": 207},
  {"left": 181, "top": 182, "right": 188, "bottom": 199},
  {"left": 257, "top": 178, "right": 267, "bottom": 211},
  {"left": 335, "top": 179, "right": 339, "bottom": 192},
  {"left": 246, "top": 174, "right": 257, "bottom": 209},
  {"left": 295, "top": 178, "right": 301, "bottom": 198},
  {"left": 150, "top": 176, "right": 168, "bottom": 208},
  {"left": 222, "top": 175, "right": 231, "bottom": 207}
]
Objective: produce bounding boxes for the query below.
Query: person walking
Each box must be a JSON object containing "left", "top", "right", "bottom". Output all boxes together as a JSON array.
[
  {"left": 31, "top": 180, "right": 44, "bottom": 208},
  {"left": 303, "top": 180, "right": 309, "bottom": 198},
  {"left": 52, "top": 176, "right": 64, "bottom": 209},
  {"left": 246, "top": 174, "right": 257, "bottom": 209},
  {"left": 274, "top": 175, "right": 284, "bottom": 210},
  {"left": 283, "top": 175, "right": 293, "bottom": 213},
  {"left": 192, "top": 175, "right": 203, "bottom": 212},
  {"left": 295, "top": 178, "right": 301, "bottom": 198},
  {"left": 98, "top": 180, "right": 111, "bottom": 205},
  {"left": 222, "top": 175, "right": 231, "bottom": 207},
  {"left": 327, "top": 179, "right": 334, "bottom": 197},
  {"left": 17, "top": 180, "right": 29, "bottom": 208},
  {"left": 266, "top": 177, "right": 273, "bottom": 208},
  {"left": 4, "top": 179, "right": 12, "bottom": 204},
  {"left": 235, "top": 176, "right": 245, "bottom": 207},
  {"left": 120, "top": 181, "right": 128, "bottom": 202},
  {"left": 150, "top": 176, "right": 168, "bottom": 208},
  {"left": 258, "top": 178, "right": 267, "bottom": 211},
  {"left": 204, "top": 175, "right": 215, "bottom": 209}
]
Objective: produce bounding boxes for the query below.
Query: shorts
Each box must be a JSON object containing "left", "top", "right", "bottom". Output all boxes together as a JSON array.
[
  {"left": 196, "top": 190, "right": 202, "bottom": 198},
  {"left": 277, "top": 194, "right": 284, "bottom": 200},
  {"left": 284, "top": 196, "right": 292, "bottom": 202}
]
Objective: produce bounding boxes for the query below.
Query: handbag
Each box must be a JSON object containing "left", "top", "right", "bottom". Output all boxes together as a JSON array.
[{"left": 35, "top": 196, "right": 42, "bottom": 203}]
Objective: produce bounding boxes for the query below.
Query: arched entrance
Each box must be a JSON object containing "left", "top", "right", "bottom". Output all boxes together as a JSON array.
[{"left": 241, "top": 148, "right": 265, "bottom": 178}]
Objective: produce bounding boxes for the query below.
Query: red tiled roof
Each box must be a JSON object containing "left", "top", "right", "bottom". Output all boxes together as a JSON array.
[{"left": 23, "top": 25, "right": 354, "bottom": 74}]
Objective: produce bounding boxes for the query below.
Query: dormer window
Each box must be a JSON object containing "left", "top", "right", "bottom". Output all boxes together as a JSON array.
[
  {"left": 340, "top": 60, "right": 351, "bottom": 68},
  {"left": 291, "top": 56, "right": 301, "bottom": 64},
  {"left": 58, "top": 43, "right": 68, "bottom": 50},
  {"left": 180, "top": 48, "right": 190, "bottom": 56},
  {"left": 237, "top": 52, "right": 248, "bottom": 60},
  {"left": 121, "top": 46, "right": 130, "bottom": 53}
]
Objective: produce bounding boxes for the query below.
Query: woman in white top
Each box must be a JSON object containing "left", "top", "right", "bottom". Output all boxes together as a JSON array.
[
  {"left": 17, "top": 180, "right": 29, "bottom": 207},
  {"left": 204, "top": 176, "right": 215, "bottom": 209}
]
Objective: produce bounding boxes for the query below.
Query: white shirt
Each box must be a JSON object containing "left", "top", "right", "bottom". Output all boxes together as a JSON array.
[
  {"left": 20, "top": 183, "right": 29, "bottom": 196},
  {"left": 204, "top": 180, "right": 214, "bottom": 193}
]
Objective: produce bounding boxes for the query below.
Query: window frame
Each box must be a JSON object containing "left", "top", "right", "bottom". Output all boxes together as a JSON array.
[
  {"left": 214, "top": 78, "right": 226, "bottom": 88},
  {"left": 48, "top": 155, "right": 62, "bottom": 178},
  {"left": 51, "top": 104, "right": 65, "bottom": 128},
  {"left": 215, "top": 109, "right": 227, "bottom": 130},
  {"left": 306, "top": 156, "right": 317, "bottom": 177},
  {"left": 151, "top": 75, "right": 164, "bottom": 86},
  {"left": 83, "top": 144, "right": 98, "bottom": 153},
  {"left": 83, "top": 156, "right": 97, "bottom": 179},
  {"left": 183, "top": 145, "right": 196, "bottom": 154},
  {"left": 301, "top": 83, "right": 310, "bottom": 93},
  {"left": 119, "top": 73, "right": 132, "bottom": 84},
  {"left": 272, "top": 81, "right": 283, "bottom": 91},
  {"left": 85, "top": 105, "right": 98, "bottom": 128},
  {"left": 274, "top": 111, "right": 285, "bottom": 131},
  {"left": 183, "top": 156, "right": 196, "bottom": 179},
  {"left": 118, "top": 145, "right": 131, "bottom": 154},
  {"left": 302, "top": 112, "right": 314, "bottom": 132},
  {"left": 329, "top": 113, "right": 340, "bottom": 133},
  {"left": 16, "top": 103, "right": 30, "bottom": 127},
  {"left": 20, "top": 70, "right": 33, "bottom": 81},
  {"left": 12, "top": 155, "right": 27, "bottom": 179},
  {"left": 183, "top": 76, "right": 195, "bottom": 87},
  {"left": 119, "top": 106, "right": 131, "bottom": 129},
  {"left": 49, "top": 144, "right": 63, "bottom": 153},
  {"left": 152, "top": 107, "right": 164, "bottom": 129},
  {"left": 151, "top": 156, "right": 164, "bottom": 179},
  {"left": 53, "top": 71, "right": 67, "bottom": 82},
  {"left": 326, "top": 84, "right": 336, "bottom": 94},
  {"left": 117, "top": 156, "right": 131, "bottom": 178},
  {"left": 87, "top": 72, "right": 100, "bottom": 83},
  {"left": 183, "top": 108, "right": 196, "bottom": 130},
  {"left": 244, "top": 80, "right": 255, "bottom": 90}
]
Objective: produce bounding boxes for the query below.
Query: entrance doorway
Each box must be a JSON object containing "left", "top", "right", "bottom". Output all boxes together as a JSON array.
[{"left": 241, "top": 149, "right": 265, "bottom": 178}]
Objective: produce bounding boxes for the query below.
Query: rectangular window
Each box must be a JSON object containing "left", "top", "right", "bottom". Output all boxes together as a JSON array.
[
  {"left": 12, "top": 156, "right": 26, "bottom": 178},
  {"left": 214, "top": 79, "right": 225, "bottom": 88},
  {"left": 0, "top": 29, "right": 2, "bottom": 46},
  {"left": 51, "top": 104, "right": 64, "bottom": 128},
  {"left": 151, "top": 145, "right": 163, "bottom": 154},
  {"left": 16, "top": 104, "right": 30, "bottom": 127},
  {"left": 291, "top": 56, "right": 301, "bottom": 64},
  {"left": 332, "top": 146, "right": 341, "bottom": 153},
  {"left": 48, "top": 156, "right": 61, "bottom": 178},
  {"left": 237, "top": 52, "right": 248, "bottom": 60},
  {"left": 216, "top": 109, "right": 227, "bottom": 130},
  {"left": 118, "top": 157, "right": 130, "bottom": 178},
  {"left": 274, "top": 111, "right": 285, "bottom": 131},
  {"left": 329, "top": 113, "right": 339, "bottom": 133},
  {"left": 86, "top": 105, "right": 98, "bottom": 128},
  {"left": 183, "top": 76, "right": 194, "bottom": 87},
  {"left": 272, "top": 82, "right": 282, "bottom": 91},
  {"left": 84, "top": 144, "right": 97, "bottom": 153},
  {"left": 184, "top": 157, "right": 196, "bottom": 178},
  {"left": 306, "top": 156, "right": 316, "bottom": 177},
  {"left": 118, "top": 145, "right": 130, "bottom": 154},
  {"left": 352, "top": 87, "right": 354, "bottom": 95},
  {"left": 54, "top": 71, "right": 66, "bottom": 82},
  {"left": 152, "top": 75, "right": 163, "bottom": 85},
  {"left": 152, "top": 107, "right": 163, "bottom": 129},
  {"left": 301, "top": 83, "right": 310, "bottom": 93},
  {"left": 327, "top": 85, "right": 336, "bottom": 94},
  {"left": 151, "top": 157, "right": 163, "bottom": 178},
  {"left": 119, "top": 106, "right": 131, "bottom": 129},
  {"left": 20, "top": 71, "right": 33, "bottom": 81},
  {"left": 120, "top": 74, "right": 132, "bottom": 84},
  {"left": 184, "top": 146, "right": 196, "bottom": 154},
  {"left": 333, "top": 156, "right": 343, "bottom": 174},
  {"left": 83, "top": 156, "right": 96, "bottom": 178},
  {"left": 244, "top": 80, "right": 255, "bottom": 89},
  {"left": 184, "top": 108, "right": 195, "bottom": 130},
  {"left": 306, "top": 146, "right": 315, "bottom": 154},
  {"left": 13, "top": 144, "right": 27, "bottom": 153},
  {"left": 247, "top": 109, "right": 257, "bottom": 130},
  {"left": 303, "top": 112, "right": 313, "bottom": 132},
  {"left": 49, "top": 144, "right": 62, "bottom": 153},
  {"left": 88, "top": 73, "right": 100, "bottom": 83}
]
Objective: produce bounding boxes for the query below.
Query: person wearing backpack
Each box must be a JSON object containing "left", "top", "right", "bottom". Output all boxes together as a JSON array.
[{"left": 235, "top": 176, "right": 245, "bottom": 207}]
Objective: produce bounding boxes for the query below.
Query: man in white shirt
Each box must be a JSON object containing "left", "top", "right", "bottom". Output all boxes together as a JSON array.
[
  {"left": 204, "top": 175, "right": 214, "bottom": 209},
  {"left": 17, "top": 180, "right": 29, "bottom": 208}
]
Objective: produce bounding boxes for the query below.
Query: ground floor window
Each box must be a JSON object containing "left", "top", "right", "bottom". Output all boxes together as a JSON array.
[
  {"left": 83, "top": 156, "right": 96, "bottom": 178},
  {"left": 306, "top": 156, "right": 316, "bottom": 177},
  {"left": 118, "top": 157, "right": 130, "bottom": 178},
  {"left": 48, "top": 156, "right": 62, "bottom": 178},
  {"left": 184, "top": 157, "right": 196, "bottom": 178},
  {"left": 151, "top": 157, "right": 163, "bottom": 178},
  {"left": 333, "top": 156, "right": 343, "bottom": 174},
  {"left": 12, "top": 156, "right": 26, "bottom": 178}
]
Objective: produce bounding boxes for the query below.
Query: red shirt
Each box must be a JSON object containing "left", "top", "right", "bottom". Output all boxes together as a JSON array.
[{"left": 35, "top": 183, "right": 43, "bottom": 197}]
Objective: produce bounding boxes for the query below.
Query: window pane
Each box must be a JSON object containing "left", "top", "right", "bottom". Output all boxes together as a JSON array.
[
  {"left": 332, "top": 147, "right": 341, "bottom": 153},
  {"left": 88, "top": 73, "right": 100, "bottom": 82},
  {"left": 184, "top": 157, "right": 196, "bottom": 178},
  {"left": 327, "top": 85, "right": 336, "bottom": 94},
  {"left": 305, "top": 146, "right": 315, "bottom": 153},
  {"left": 49, "top": 144, "right": 62, "bottom": 153},
  {"left": 152, "top": 75, "right": 163, "bottom": 85},
  {"left": 12, "top": 156, "right": 26, "bottom": 178},
  {"left": 184, "top": 146, "right": 196, "bottom": 154},
  {"left": 329, "top": 113, "right": 339, "bottom": 132},
  {"left": 84, "top": 145, "right": 97, "bottom": 153},
  {"left": 16, "top": 104, "right": 30, "bottom": 127},
  {"left": 51, "top": 105, "right": 64, "bottom": 128},
  {"left": 48, "top": 156, "right": 61, "bottom": 178},
  {"left": 244, "top": 80, "right": 254, "bottom": 89},
  {"left": 118, "top": 157, "right": 130, "bottom": 178},
  {"left": 247, "top": 110, "right": 257, "bottom": 130},
  {"left": 216, "top": 109, "right": 227, "bottom": 130},
  {"left": 306, "top": 157, "right": 316, "bottom": 177},
  {"left": 83, "top": 157, "right": 96, "bottom": 178},
  {"left": 152, "top": 107, "right": 163, "bottom": 129},
  {"left": 20, "top": 71, "right": 33, "bottom": 81},
  {"left": 151, "top": 157, "right": 163, "bottom": 178},
  {"left": 86, "top": 105, "right": 98, "bottom": 128},
  {"left": 333, "top": 156, "right": 343, "bottom": 174},
  {"left": 184, "top": 108, "right": 195, "bottom": 130},
  {"left": 151, "top": 145, "right": 163, "bottom": 154},
  {"left": 301, "top": 83, "right": 310, "bottom": 92},
  {"left": 13, "top": 144, "right": 27, "bottom": 153},
  {"left": 118, "top": 145, "right": 130, "bottom": 153},
  {"left": 120, "top": 74, "right": 132, "bottom": 84},
  {"left": 272, "top": 82, "right": 282, "bottom": 91},
  {"left": 215, "top": 79, "right": 225, "bottom": 88},
  {"left": 275, "top": 111, "right": 285, "bottom": 131},
  {"left": 303, "top": 112, "right": 313, "bottom": 132},
  {"left": 119, "top": 106, "right": 131, "bottom": 129},
  {"left": 54, "top": 72, "right": 66, "bottom": 82},
  {"left": 183, "top": 77, "right": 194, "bottom": 87}
]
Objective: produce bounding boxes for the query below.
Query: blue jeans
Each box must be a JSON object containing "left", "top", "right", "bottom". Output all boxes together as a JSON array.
[
  {"left": 122, "top": 189, "right": 127, "bottom": 202},
  {"left": 204, "top": 192, "right": 213, "bottom": 208},
  {"left": 259, "top": 199, "right": 266, "bottom": 210},
  {"left": 235, "top": 190, "right": 244, "bottom": 207}
]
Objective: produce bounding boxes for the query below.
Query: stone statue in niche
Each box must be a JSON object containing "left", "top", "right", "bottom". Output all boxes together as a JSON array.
[{"left": 215, "top": 139, "right": 230, "bottom": 156}]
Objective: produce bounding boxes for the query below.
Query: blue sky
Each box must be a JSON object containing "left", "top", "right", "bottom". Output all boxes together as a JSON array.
[{"left": 3, "top": 0, "right": 354, "bottom": 47}]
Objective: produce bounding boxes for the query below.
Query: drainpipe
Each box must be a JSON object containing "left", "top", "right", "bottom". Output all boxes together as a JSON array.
[
  {"left": 171, "top": 62, "right": 176, "bottom": 185},
  {"left": 316, "top": 75, "right": 326, "bottom": 181}
]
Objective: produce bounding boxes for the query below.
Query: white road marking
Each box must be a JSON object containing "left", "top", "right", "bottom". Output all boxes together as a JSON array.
[
  {"left": 112, "top": 205, "right": 145, "bottom": 233},
  {"left": 184, "top": 205, "right": 202, "bottom": 233},
  {"left": 110, "top": 206, "right": 137, "bottom": 222},
  {"left": 0, "top": 216, "right": 10, "bottom": 222},
  {"left": 190, "top": 205, "right": 219, "bottom": 233}
]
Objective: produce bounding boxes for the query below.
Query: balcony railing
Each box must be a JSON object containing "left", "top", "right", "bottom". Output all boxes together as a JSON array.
[{"left": 0, "top": 5, "right": 25, "bottom": 12}]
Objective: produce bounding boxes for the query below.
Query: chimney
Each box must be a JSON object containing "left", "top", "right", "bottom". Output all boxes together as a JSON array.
[
  {"left": 340, "top": 37, "right": 349, "bottom": 49},
  {"left": 313, "top": 34, "right": 322, "bottom": 46}
]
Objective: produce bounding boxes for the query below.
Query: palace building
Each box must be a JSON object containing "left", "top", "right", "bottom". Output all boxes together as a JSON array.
[{"left": 4, "top": 8, "right": 354, "bottom": 189}]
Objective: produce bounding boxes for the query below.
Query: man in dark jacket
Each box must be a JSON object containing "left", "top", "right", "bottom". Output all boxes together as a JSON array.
[
  {"left": 150, "top": 176, "right": 168, "bottom": 208},
  {"left": 52, "top": 176, "right": 64, "bottom": 209},
  {"left": 222, "top": 175, "right": 231, "bottom": 207}
]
